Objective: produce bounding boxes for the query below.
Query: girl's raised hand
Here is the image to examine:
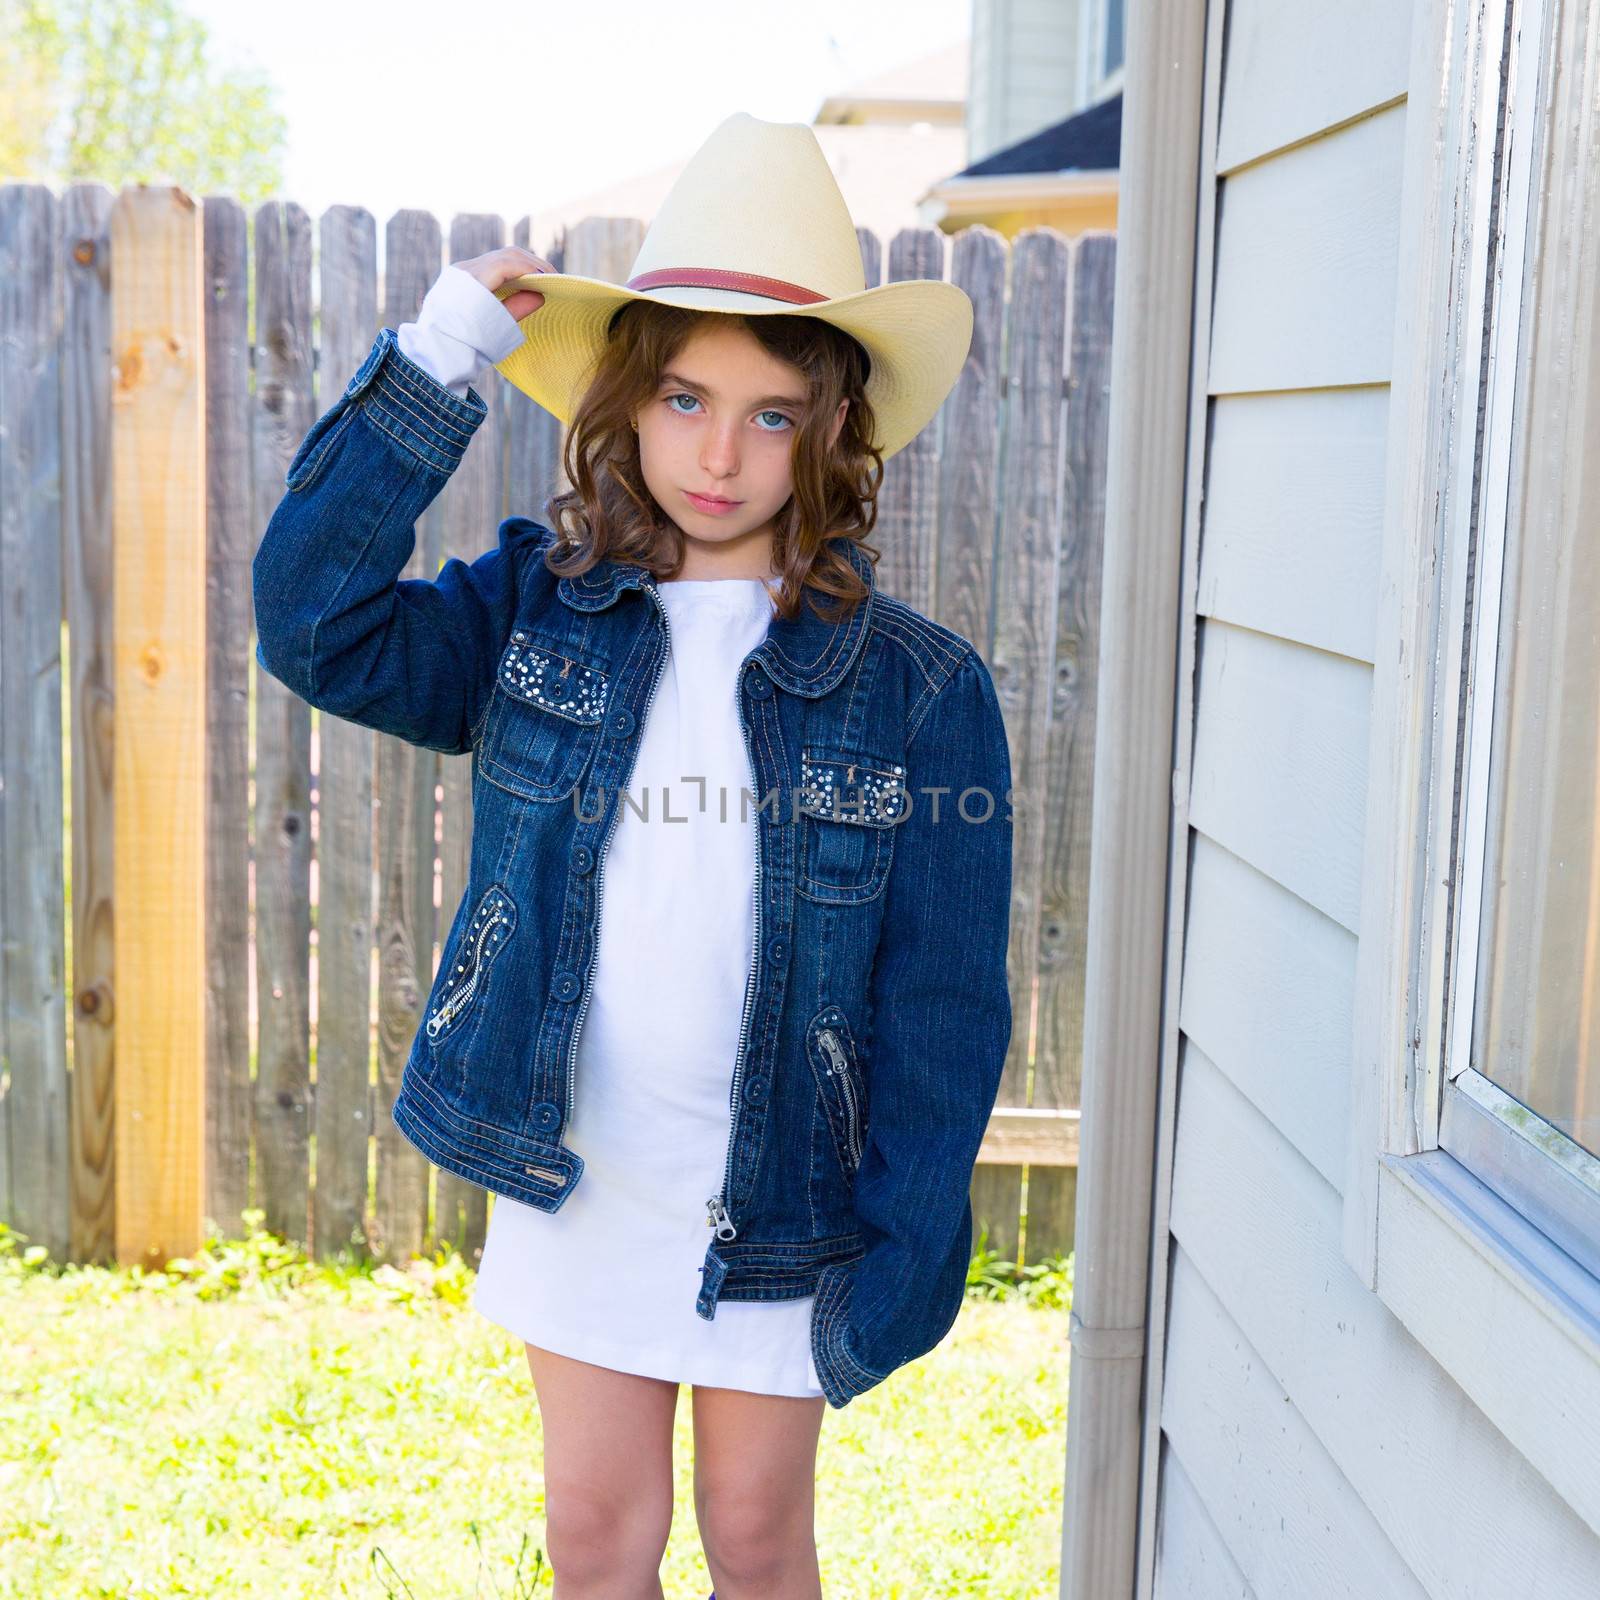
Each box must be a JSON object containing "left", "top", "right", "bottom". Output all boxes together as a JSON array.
[{"left": 457, "top": 245, "right": 556, "bottom": 321}]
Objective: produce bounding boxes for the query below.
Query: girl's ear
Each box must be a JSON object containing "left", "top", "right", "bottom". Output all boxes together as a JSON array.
[{"left": 828, "top": 398, "right": 849, "bottom": 449}]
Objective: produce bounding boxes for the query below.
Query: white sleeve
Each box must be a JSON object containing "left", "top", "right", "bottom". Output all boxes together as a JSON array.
[{"left": 394, "top": 263, "right": 527, "bottom": 399}]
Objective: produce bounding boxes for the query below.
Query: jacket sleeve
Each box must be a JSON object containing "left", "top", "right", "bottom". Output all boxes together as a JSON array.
[
  {"left": 811, "top": 648, "right": 1017, "bottom": 1407},
  {"left": 252, "top": 325, "right": 544, "bottom": 754}
]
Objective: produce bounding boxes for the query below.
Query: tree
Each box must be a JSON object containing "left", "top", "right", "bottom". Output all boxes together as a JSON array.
[{"left": 0, "top": 0, "right": 287, "bottom": 203}]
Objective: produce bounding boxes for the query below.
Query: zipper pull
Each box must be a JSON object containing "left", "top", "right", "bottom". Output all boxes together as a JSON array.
[{"left": 706, "top": 1195, "right": 738, "bottom": 1241}]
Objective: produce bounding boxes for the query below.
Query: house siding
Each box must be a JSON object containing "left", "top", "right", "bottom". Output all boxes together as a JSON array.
[{"left": 1152, "top": 0, "right": 1600, "bottom": 1592}]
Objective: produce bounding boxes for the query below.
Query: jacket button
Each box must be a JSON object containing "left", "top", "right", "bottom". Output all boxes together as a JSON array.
[
  {"left": 553, "top": 971, "right": 581, "bottom": 1001},
  {"left": 571, "top": 843, "right": 594, "bottom": 874},
  {"left": 745, "top": 665, "right": 772, "bottom": 699},
  {"left": 532, "top": 1100, "right": 560, "bottom": 1131},
  {"left": 608, "top": 707, "right": 635, "bottom": 737},
  {"left": 744, "top": 1075, "right": 768, "bottom": 1104},
  {"left": 765, "top": 935, "right": 789, "bottom": 966},
  {"left": 545, "top": 677, "right": 570, "bottom": 702}
]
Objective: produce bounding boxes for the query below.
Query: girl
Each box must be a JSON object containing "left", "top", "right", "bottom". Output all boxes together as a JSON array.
[{"left": 255, "top": 112, "right": 1013, "bottom": 1600}]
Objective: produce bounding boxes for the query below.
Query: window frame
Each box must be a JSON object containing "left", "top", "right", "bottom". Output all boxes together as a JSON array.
[
  {"left": 1417, "top": 0, "right": 1600, "bottom": 1283},
  {"left": 1077, "top": 0, "right": 1128, "bottom": 106},
  {"left": 1343, "top": 0, "right": 1600, "bottom": 1529}
]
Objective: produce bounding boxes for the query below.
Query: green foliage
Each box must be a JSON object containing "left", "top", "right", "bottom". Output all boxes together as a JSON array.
[
  {"left": 0, "top": 0, "right": 287, "bottom": 201},
  {"left": 966, "top": 1221, "right": 1075, "bottom": 1310},
  {"left": 1, "top": 1212, "right": 1070, "bottom": 1595}
]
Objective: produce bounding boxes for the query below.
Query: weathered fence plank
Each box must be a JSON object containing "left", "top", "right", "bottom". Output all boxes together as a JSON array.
[
  {"left": 874, "top": 227, "right": 949, "bottom": 614},
  {"left": 370, "top": 210, "right": 443, "bottom": 1262},
  {"left": 938, "top": 223, "right": 1016, "bottom": 1262},
  {"left": 201, "top": 195, "right": 254, "bottom": 1246},
  {"left": 434, "top": 213, "right": 508, "bottom": 1265},
  {"left": 0, "top": 183, "right": 70, "bottom": 1261},
  {"left": 312, "top": 205, "right": 381, "bottom": 1260},
  {"left": 60, "top": 181, "right": 117, "bottom": 1266},
  {"left": 508, "top": 217, "right": 566, "bottom": 524},
  {"left": 250, "top": 200, "right": 316, "bottom": 1249}
]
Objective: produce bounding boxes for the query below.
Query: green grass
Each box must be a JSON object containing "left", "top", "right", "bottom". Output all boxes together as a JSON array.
[{"left": 0, "top": 1216, "right": 1070, "bottom": 1598}]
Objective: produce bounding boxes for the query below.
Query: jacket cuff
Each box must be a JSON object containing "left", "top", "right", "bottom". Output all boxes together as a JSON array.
[
  {"left": 395, "top": 264, "right": 527, "bottom": 398},
  {"left": 344, "top": 325, "right": 487, "bottom": 476},
  {"left": 810, "top": 1259, "right": 890, "bottom": 1407}
]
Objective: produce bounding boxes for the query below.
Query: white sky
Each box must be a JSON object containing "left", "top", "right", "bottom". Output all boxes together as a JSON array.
[{"left": 187, "top": 0, "right": 970, "bottom": 225}]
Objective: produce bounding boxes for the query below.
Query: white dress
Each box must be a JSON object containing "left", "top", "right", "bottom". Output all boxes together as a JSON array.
[{"left": 397, "top": 268, "right": 825, "bottom": 1397}]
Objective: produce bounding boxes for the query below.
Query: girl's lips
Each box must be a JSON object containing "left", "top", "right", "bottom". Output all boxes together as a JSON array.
[{"left": 684, "top": 491, "right": 743, "bottom": 514}]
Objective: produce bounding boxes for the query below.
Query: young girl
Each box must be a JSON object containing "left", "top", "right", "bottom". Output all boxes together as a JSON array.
[{"left": 254, "top": 113, "right": 1014, "bottom": 1600}]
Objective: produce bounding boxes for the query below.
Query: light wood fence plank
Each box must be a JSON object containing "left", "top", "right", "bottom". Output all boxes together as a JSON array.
[{"left": 109, "top": 186, "right": 208, "bottom": 1266}]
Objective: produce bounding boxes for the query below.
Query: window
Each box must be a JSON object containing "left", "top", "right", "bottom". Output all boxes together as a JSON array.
[
  {"left": 1425, "top": 0, "right": 1600, "bottom": 1280},
  {"left": 1103, "top": 0, "right": 1125, "bottom": 78}
]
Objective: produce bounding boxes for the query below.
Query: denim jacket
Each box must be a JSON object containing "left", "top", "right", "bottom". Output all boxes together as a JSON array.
[{"left": 251, "top": 326, "right": 1016, "bottom": 1408}]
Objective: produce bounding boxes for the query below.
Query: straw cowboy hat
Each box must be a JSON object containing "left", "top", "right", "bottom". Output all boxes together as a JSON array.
[{"left": 490, "top": 111, "right": 974, "bottom": 462}]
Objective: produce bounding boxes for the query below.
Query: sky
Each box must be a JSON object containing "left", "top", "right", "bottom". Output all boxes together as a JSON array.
[{"left": 187, "top": 0, "right": 970, "bottom": 226}]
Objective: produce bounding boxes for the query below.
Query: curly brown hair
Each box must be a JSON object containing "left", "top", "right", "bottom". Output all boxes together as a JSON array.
[{"left": 541, "top": 299, "right": 884, "bottom": 626}]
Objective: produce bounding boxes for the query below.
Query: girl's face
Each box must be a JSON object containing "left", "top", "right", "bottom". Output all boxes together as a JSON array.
[{"left": 635, "top": 319, "right": 848, "bottom": 572}]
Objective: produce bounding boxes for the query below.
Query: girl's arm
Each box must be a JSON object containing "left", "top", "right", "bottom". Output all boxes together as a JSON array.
[
  {"left": 824, "top": 650, "right": 1017, "bottom": 1397},
  {"left": 252, "top": 266, "right": 536, "bottom": 754}
]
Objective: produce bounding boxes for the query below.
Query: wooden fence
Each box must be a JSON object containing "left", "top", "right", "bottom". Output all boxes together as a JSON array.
[{"left": 0, "top": 179, "right": 1113, "bottom": 1275}]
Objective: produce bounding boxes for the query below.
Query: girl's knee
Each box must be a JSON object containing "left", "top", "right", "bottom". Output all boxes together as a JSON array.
[
  {"left": 545, "top": 1482, "right": 672, "bottom": 1587},
  {"left": 697, "top": 1486, "right": 814, "bottom": 1585}
]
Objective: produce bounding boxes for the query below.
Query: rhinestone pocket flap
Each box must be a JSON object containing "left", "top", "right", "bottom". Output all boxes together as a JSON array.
[
  {"left": 480, "top": 632, "right": 610, "bottom": 802},
  {"left": 798, "top": 752, "right": 908, "bottom": 827},
  {"left": 795, "top": 748, "right": 906, "bottom": 904},
  {"left": 498, "top": 633, "right": 609, "bottom": 725}
]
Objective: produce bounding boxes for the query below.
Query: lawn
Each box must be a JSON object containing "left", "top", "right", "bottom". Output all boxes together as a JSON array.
[{"left": 1, "top": 1218, "right": 1070, "bottom": 1598}]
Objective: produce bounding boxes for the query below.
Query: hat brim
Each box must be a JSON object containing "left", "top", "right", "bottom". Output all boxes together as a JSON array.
[{"left": 489, "top": 271, "right": 973, "bottom": 462}]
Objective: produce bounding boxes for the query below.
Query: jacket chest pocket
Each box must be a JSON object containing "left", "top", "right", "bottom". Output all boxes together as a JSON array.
[
  {"left": 479, "top": 635, "right": 609, "bottom": 802},
  {"left": 795, "top": 748, "right": 905, "bottom": 904},
  {"left": 807, "top": 1006, "right": 869, "bottom": 1184}
]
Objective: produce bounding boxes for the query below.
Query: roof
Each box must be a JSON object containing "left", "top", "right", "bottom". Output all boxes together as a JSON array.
[{"left": 957, "top": 90, "right": 1122, "bottom": 178}]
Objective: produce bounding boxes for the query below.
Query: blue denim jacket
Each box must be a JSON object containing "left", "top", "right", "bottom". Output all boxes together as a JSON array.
[{"left": 252, "top": 326, "right": 1016, "bottom": 1407}]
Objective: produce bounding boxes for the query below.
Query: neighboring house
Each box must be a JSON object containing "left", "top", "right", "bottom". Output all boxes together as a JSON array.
[
  {"left": 919, "top": 0, "right": 1123, "bottom": 237},
  {"left": 922, "top": 90, "right": 1119, "bottom": 238},
  {"left": 1061, "top": 1, "right": 1600, "bottom": 1596}
]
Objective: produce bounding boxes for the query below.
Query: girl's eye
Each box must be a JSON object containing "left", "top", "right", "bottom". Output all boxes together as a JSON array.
[{"left": 662, "top": 393, "right": 794, "bottom": 432}]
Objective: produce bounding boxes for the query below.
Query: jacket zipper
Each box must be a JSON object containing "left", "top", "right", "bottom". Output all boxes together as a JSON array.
[
  {"left": 563, "top": 584, "right": 673, "bottom": 1141},
  {"left": 818, "top": 1026, "right": 862, "bottom": 1169},
  {"left": 705, "top": 660, "right": 765, "bottom": 1245},
  {"left": 426, "top": 899, "right": 501, "bottom": 1040}
]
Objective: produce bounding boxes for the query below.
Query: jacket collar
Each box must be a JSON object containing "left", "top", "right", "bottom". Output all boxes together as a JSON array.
[{"left": 557, "top": 537, "right": 876, "bottom": 699}]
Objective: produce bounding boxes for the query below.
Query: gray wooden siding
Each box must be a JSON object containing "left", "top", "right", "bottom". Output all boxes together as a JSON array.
[
  {"left": 967, "top": 0, "right": 1087, "bottom": 164},
  {"left": 1153, "top": 0, "right": 1600, "bottom": 1590}
]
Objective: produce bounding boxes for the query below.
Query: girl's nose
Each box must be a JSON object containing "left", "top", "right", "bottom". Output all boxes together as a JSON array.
[{"left": 701, "top": 428, "right": 740, "bottom": 476}]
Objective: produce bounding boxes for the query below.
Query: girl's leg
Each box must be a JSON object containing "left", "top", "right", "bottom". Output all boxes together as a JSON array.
[
  {"left": 690, "top": 1384, "right": 827, "bottom": 1600},
  {"left": 523, "top": 1342, "right": 680, "bottom": 1599}
]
